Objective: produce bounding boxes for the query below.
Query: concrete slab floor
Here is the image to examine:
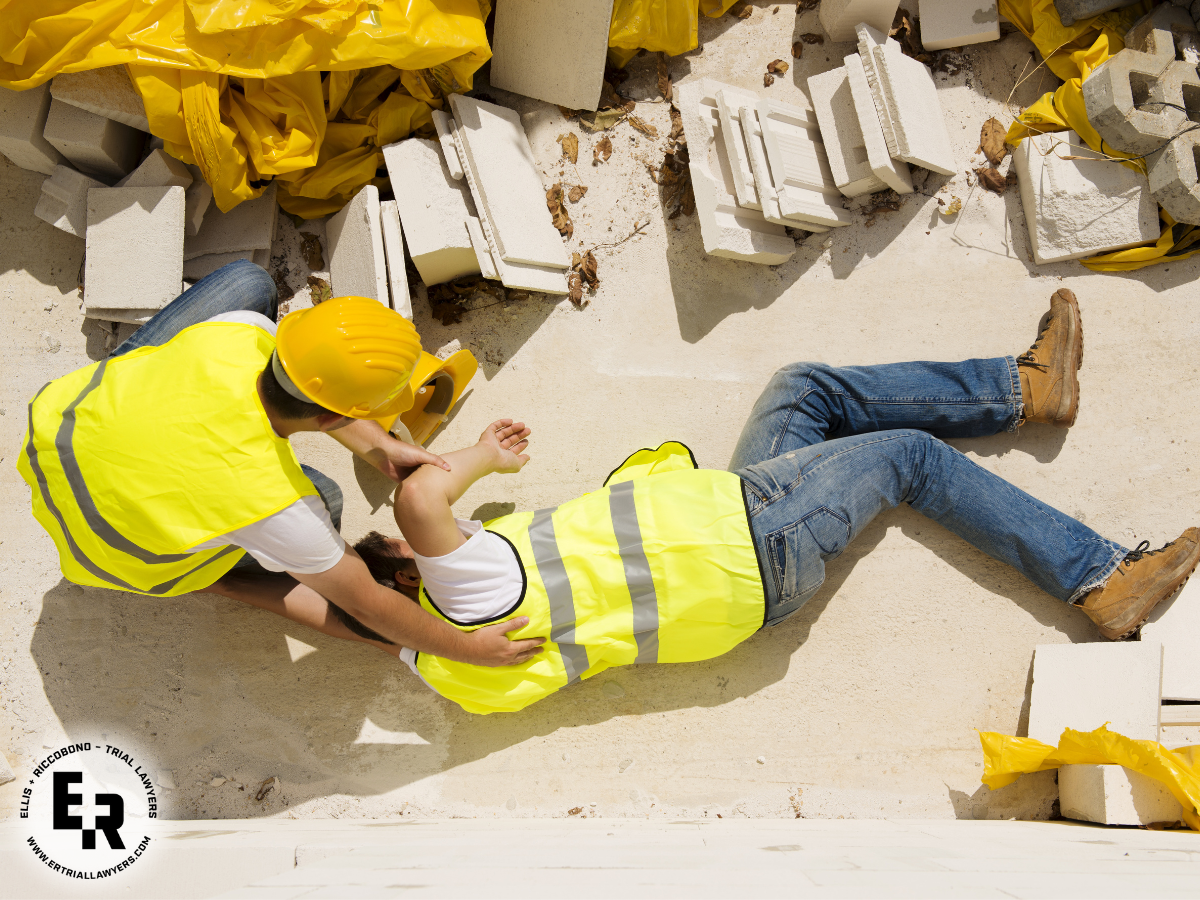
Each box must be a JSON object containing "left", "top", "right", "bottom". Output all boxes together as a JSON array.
[{"left": 2, "top": 6, "right": 1200, "bottom": 827}]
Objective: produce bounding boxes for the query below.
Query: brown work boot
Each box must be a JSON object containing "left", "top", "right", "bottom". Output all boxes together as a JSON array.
[
  {"left": 1077, "top": 527, "right": 1200, "bottom": 640},
  {"left": 1017, "top": 288, "right": 1083, "bottom": 427}
]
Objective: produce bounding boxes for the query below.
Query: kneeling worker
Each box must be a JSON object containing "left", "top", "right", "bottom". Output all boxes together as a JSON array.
[{"left": 19, "top": 261, "right": 542, "bottom": 667}]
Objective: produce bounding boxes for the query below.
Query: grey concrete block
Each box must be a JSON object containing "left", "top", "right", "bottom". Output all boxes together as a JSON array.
[
  {"left": 1142, "top": 577, "right": 1200, "bottom": 700},
  {"left": 819, "top": 0, "right": 901, "bottom": 42},
  {"left": 184, "top": 164, "right": 213, "bottom": 237},
  {"left": 326, "top": 184, "right": 388, "bottom": 304},
  {"left": 919, "top": 0, "right": 1000, "bottom": 51},
  {"left": 43, "top": 98, "right": 144, "bottom": 180},
  {"left": 1054, "top": 0, "right": 1141, "bottom": 28},
  {"left": 49, "top": 65, "right": 150, "bottom": 132},
  {"left": 34, "top": 165, "right": 105, "bottom": 237},
  {"left": 184, "top": 182, "right": 277, "bottom": 259},
  {"left": 1059, "top": 764, "right": 1184, "bottom": 826},
  {"left": 1147, "top": 125, "right": 1200, "bottom": 224},
  {"left": 379, "top": 199, "right": 413, "bottom": 318},
  {"left": 0, "top": 82, "right": 66, "bottom": 175},
  {"left": 84, "top": 186, "right": 185, "bottom": 315},
  {"left": 183, "top": 251, "right": 254, "bottom": 282},
  {"left": 808, "top": 66, "right": 888, "bottom": 198},
  {"left": 117, "top": 148, "right": 192, "bottom": 189}
]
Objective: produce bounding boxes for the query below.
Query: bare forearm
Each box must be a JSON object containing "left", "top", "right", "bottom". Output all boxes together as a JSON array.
[
  {"left": 330, "top": 418, "right": 392, "bottom": 463},
  {"left": 409, "top": 443, "right": 498, "bottom": 506}
]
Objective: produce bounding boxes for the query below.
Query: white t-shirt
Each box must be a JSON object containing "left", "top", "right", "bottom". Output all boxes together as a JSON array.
[{"left": 187, "top": 311, "right": 346, "bottom": 574}]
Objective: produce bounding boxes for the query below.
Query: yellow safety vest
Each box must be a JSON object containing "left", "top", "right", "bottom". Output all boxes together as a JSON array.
[
  {"left": 17, "top": 322, "right": 319, "bottom": 596},
  {"left": 415, "top": 442, "right": 766, "bottom": 714}
]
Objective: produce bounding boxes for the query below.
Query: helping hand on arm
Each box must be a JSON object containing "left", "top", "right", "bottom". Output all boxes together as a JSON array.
[{"left": 329, "top": 417, "right": 451, "bottom": 482}]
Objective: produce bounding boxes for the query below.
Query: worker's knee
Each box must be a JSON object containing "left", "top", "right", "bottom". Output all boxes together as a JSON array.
[{"left": 223, "top": 258, "right": 279, "bottom": 318}]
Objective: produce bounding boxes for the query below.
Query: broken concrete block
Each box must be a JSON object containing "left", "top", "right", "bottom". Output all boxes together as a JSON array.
[
  {"left": 465, "top": 217, "right": 498, "bottom": 280},
  {"left": 1059, "top": 764, "right": 1185, "bottom": 826},
  {"left": 1148, "top": 118, "right": 1200, "bottom": 224},
  {"left": 1027, "top": 641, "right": 1162, "bottom": 746},
  {"left": 84, "top": 186, "right": 185, "bottom": 315},
  {"left": 491, "top": 0, "right": 613, "bottom": 111},
  {"left": 49, "top": 66, "right": 150, "bottom": 133},
  {"left": 675, "top": 79, "right": 796, "bottom": 264},
  {"left": 449, "top": 94, "right": 570, "bottom": 269},
  {"left": 0, "top": 83, "right": 66, "bottom": 175},
  {"left": 755, "top": 98, "right": 855, "bottom": 227},
  {"left": 184, "top": 164, "right": 212, "bottom": 236},
  {"left": 117, "top": 148, "right": 192, "bottom": 189},
  {"left": 379, "top": 199, "right": 413, "bottom": 318},
  {"left": 858, "top": 24, "right": 956, "bottom": 175},
  {"left": 383, "top": 138, "right": 481, "bottom": 286},
  {"left": 807, "top": 66, "right": 888, "bottom": 198},
  {"left": 326, "top": 184, "right": 389, "bottom": 304},
  {"left": 819, "top": 0, "right": 901, "bottom": 42},
  {"left": 84, "top": 307, "right": 160, "bottom": 325},
  {"left": 1142, "top": 577, "right": 1200, "bottom": 701},
  {"left": 183, "top": 251, "right": 255, "bottom": 282},
  {"left": 184, "top": 182, "right": 277, "bottom": 259},
  {"left": 844, "top": 54, "right": 915, "bottom": 193},
  {"left": 430, "top": 109, "right": 464, "bottom": 180},
  {"left": 918, "top": 0, "right": 1000, "bottom": 50},
  {"left": 1082, "top": 5, "right": 1199, "bottom": 156},
  {"left": 1054, "top": 0, "right": 1142, "bottom": 27},
  {"left": 43, "top": 98, "right": 144, "bottom": 181},
  {"left": 34, "top": 165, "right": 105, "bottom": 237},
  {"left": 1015, "top": 130, "right": 1160, "bottom": 264}
]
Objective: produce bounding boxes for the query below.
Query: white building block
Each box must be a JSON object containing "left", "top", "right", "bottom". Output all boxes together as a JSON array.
[
  {"left": 379, "top": 199, "right": 413, "bottom": 318},
  {"left": 184, "top": 164, "right": 213, "bottom": 236},
  {"left": 844, "top": 54, "right": 914, "bottom": 193},
  {"left": 183, "top": 251, "right": 255, "bottom": 282},
  {"left": 49, "top": 66, "right": 150, "bottom": 132},
  {"left": 716, "top": 87, "right": 761, "bottom": 210},
  {"left": 117, "top": 148, "right": 192, "bottom": 189},
  {"left": 857, "top": 24, "right": 956, "bottom": 175},
  {"left": 490, "top": 0, "right": 613, "bottom": 112},
  {"left": 807, "top": 66, "right": 888, "bottom": 198},
  {"left": 43, "top": 98, "right": 143, "bottom": 181},
  {"left": 755, "top": 98, "right": 855, "bottom": 227},
  {"left": 326, "top": 184, "right": 388, "bottom": 304},
  {"left": 1059, "top": 764, "right": 1185, "bottom": 826},
  {"left": 84, "top": 186, "right": 185, "bottom": 315},
  {"left": 918, "top": 0, "right": 1001, "bottom": 51},
  {"left": 1015, "top": 130, "right": 1160, "bottom": 265},
  {"left": 1027, "top": 642, "right": 1163, "bottom": 746},
  {"left": 0, "top": 83, "right": 66, "bottom": 175},
  {"left": 184, "top": 182, "right": 277, "bottom": 259},
  {"left": 1143, "top": 577, "right": 1200, "bottom": 701},
  {"left": 85, "top": 307, "right": 160, "bottom": 325},
  {"left": 819, "top": 0, "right": 901, "bottom": 42},
  {"left": 383, "top": 138, "right": 481, "bottom": 286},
  {"left": 34, "top": 165, "right": 105, "bottom": 237},
  {"left": 465, "top": 217, "right": 498, "bottom": 280},
  {"left": 675, "top": 79, "right": 796, "bottom": 264},
  {"left": 429, "top": 109, "right": 464, "bottom": 180},
  {"left": 449, "top": 94, "right": 570, "bottom": 269}
]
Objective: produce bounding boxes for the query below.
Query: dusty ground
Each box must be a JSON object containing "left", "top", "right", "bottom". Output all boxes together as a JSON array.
[{"left": 3, "top": 4, "right": 1198, "bottom": 824}]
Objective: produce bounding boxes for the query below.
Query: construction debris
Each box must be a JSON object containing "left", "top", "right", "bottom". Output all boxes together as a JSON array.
[
  {"left": 326, "top": 184, "right": 389, "bottom": 305},
  {"left": 1059, "top": 764, "right": 1184, "bottom": 826},
  {"left": 842, "top": 53, "right": 914, "bottom": 192},
  {"left": 808, "top": 66, "right": 889, "bottom": 197},
  {"left": 818, "top": 0, "right": 901, "bottom": 42},
  {"left": 0, "top": 83, "right": 65, "bottom": 175},
  {"left": 1142, "top": 578, "right": 1200, "bottom": 702},
  {"left": 118, "top": 148, "right": 193, "bottom": 189},
  {"left": 49, "top": 66, "right": 151, "bottom": 132},
  {"left": 43, "top": 97, "right": 144, "bottom": 181},
  {"left": 34, "top": 165, "right": 105, "bottom": 237},
  {"left": 185, "top": 182, "right": 278, "bottom": 260},
  {"left": 919, "top": 0, "right": 1000, "bottom": 51}
]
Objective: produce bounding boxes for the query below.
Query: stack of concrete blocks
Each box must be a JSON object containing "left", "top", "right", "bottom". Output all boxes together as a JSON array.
[
  {"left": 489, "top": 0, "right": 614, "bottom": 112},
  {"left": 325, "top": 184, "right": 402, "bottom": 313},
  {"left": 183, "top": 183, "right": 278, "bottom": 281},
  {"left": 1083, "top": 5, "right": 1200, "bottom": 223},
  {"left": 1028, "top": 641, "right": 1186, "bottom": 827},
  {"left": 1014, "top": 130, "right": 1160, "bottom": 264},
  {"left": 0, "top": 82, "right": 66, "bottom": 175},
  {"left": 50, "top": 66, "right": 150, "bottom": 132},
  {"left": 819, "top": 0, "right": 901, "bottom": 42},
  {"left": 918, "top": 0, "right": 1001, "bottom": 51}
]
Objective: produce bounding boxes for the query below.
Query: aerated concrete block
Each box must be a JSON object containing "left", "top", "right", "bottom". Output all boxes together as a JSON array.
[
  {"left": 326, "top": 184, "right": 388, "bottom": 304},
  {"left": 465, "top": 217, "right": 498, "bottom": 280},
  {"left": 34, "top": 165, "right": 105, "bottom": 237},
  {"left": 808, "top": 66, "right": 888, "bottom": 198},
  {"left": 43, "top": 98, "right": 144, "bottom": 181},
  {"left": 1142, "top": 577, "right": 1200, "bottom": 701},
  {"left": 49, "top": 66, "right": 150, "bottom": 133},
  {"left": 919, "top": 0, "right": 1000, "bottom": 50},
  {"left": 1055, "top": 0, "right": 1141, "bottom": 27},
  {"left": 382, "top": 138, "right": 480, "bottom": 286},
  {"left": 1059, "top": 764, "right": 1184, "bottom": 826},
  {"left": 183, "top": 251, "right": 255, "bottom": 282},
  {"left": 490, "top": 0, "right": 613, "bottom": 112},
  {"left": 379, "top": 200, "right": 413, "bottom": 318},
  {"left": 754, "top": 98, "right": 854, "bottom": 228},
  {"left": 1015, "top": 130, "right": 1160, "bottom": 264},
  {"left": 117, "top": 148, "right": 192, "bottom": 189},
  {"left": 0, "top": 83, "right": 66, "bottom": 175},
  {"left": 184, "top": 164, "right": 213, "bottom": 236},
  {"left": 1027, "top": 642, "right": 1162, "bottom": 746},
  {"left": 84, "top": 186, "right": 185, "bottom": 315},
  {"left": 844, "top": 54, "right": 914, "bottom": 193},
  {"left": 430, "top": 110, "right": 464, "bottom": 180},
  {"left": 819, "top": 0, "right": 902, "bottom": 42},
  {"left": 184, "top": 182, "right": 277, "bottom": 259}
]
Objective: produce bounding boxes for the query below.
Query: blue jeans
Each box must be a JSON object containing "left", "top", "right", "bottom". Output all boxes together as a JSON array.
[
  {"left": 108, "top": 261, "right": 343, "bottom": 572},
  {"left": 731, "top": 359, "right": 1127, "bottom": 626}
]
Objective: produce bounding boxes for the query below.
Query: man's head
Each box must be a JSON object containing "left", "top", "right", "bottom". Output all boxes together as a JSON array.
[
  {"left": 258, "top": 360, "right": 351, "bottom": 431},
  {"left": 353, "top": 531, "right": 421, "bottom": 600}
]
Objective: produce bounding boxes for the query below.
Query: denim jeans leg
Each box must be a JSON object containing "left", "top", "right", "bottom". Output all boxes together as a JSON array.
[
  {"left": 739, "top": 429, "right": 1126, "bottom": 624},
  {"left": 109, "top": 260, "right": 278, "bottom": 357},
  {"left": 730, "top": 358, "right": 1023, "bottom": 471}
]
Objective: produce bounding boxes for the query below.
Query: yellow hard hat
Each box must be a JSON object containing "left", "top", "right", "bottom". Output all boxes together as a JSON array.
[{"left": 274, "top": 296, "right": 423, "bottom": 418}]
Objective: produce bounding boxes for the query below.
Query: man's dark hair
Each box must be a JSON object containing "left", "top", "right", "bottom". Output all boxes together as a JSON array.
[
  {"left": 354, "top": 530, "right": 409, "bottom": 587},
  {"left": 259, "top": 361, "right": 336, "bottom": 421}
]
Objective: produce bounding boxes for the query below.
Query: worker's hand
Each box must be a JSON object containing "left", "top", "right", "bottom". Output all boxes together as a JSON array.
[
  {"left": 374, "top": 438, "right": 451, "bottom": 482},
  {"left": 478, "top": 419, "right": 531, "bottom": 474},
  {"left": 466, "top": 616, "right": 545, "bottom": 667}
]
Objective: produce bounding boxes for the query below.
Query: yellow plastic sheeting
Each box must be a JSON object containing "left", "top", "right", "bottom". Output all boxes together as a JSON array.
[
  {"left": 1082, "top": 210, "right": 1200, "bottom": 270},
  {"left": 979, "top": 725, "right": 1200, "bottom": 831},
  {"left": 608, "top": 0, "right": 740, "bottom": 67}
]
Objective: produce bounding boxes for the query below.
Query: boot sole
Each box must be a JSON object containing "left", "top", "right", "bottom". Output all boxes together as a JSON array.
[
  {"left": 1106, "top": 554, "right": 1199, "bottom": 641},
  {"left": 1050, "top": 289, "right": 1082, "bottom": 427}
]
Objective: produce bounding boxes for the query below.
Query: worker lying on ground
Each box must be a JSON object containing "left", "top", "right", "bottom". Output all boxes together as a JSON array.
[
  {"left": 215, "top": 290, "right": 1199, "bottom": 714},
  {"left": 19, "top": 261, "right": 543, "bottom": 668}
]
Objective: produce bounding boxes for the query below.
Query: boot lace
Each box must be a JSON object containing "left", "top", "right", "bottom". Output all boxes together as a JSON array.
[
  {"left": 1016, "top": 316, "right": 1054, "bottom": 372},
  {"left": 1115, "top": 539, "right": 1175, "bottom": 576}
]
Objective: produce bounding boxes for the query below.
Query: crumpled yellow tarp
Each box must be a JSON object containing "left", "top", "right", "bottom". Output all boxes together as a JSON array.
[
  {"left": 608, "top": 0, "right": 740, "bottom": 68},
  {"left": 979, "top": 725, "right": 1200, "bottom": 831},
  {"left": 997, "top": 0, "right": 1200, "bottom": 270}
]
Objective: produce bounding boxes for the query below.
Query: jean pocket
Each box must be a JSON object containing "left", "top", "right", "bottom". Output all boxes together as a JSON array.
[
  {"left": 763, "top": 508, "right": 851, "bottom": 625},
  {"left": 804, "top": 507, "right": 851, "bottom": 561}
]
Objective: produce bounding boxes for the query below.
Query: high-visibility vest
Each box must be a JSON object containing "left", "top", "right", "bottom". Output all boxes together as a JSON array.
[
  {"left": 17, "top": 321, "right": 319, "bottom": 596},
  {"left": 415, "top": 442, "right": 766, "bottom": 714}
]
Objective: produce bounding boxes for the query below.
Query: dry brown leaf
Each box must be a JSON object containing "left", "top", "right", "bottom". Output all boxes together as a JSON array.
[
  {"left": 557, "top": 132, "right": 579, "bottom": 164},
  {"left": 797, "top": 0, "right": 820, "bottom": 10},
  {"left": 865, "top": 188, "right": 902, "bottom": 216},
  {"left": 272, "top": 269, "right": 294, "bottom": 303},
  {"left": 558, "top": 105, "right": 576, "bottom": 119},
  {"left": 571, "top": 251, "right": 582, "bottom": 268},
  {"left": 668, "top": 104, "right": 684, "bottom": 145},
  {"left": 546, "top": 183, "right": 573, "bottom": 237},
  {"left": 979, "top": 117, "right": 1009, "bottom": 165},
  {"left": 567, "top": 272, "right": 584, "bottom": 306},
  {"left": 974, "top": 166, "right": 1007, "bottom": 194},
  {"left": 653, "top": 146, "right": 695, "bottom": 219},
  {"left": 628, "top": 115, "right": 658, "bottom": 138},
  {"left": 889, "top": 8, "right": 930, "bottom": 62},
  {"left": 579, "top": 250, "right": 598, "bottom": 289},
  {"left": 580, "top": 106, "right": 628, "bottom": 132},
  {"left": 599, "top": 80, "right": 624, "bottom": 109},
  {"left": 731, "top": 1, "right": 752, "bottom": 18},
  {"left": 306, "top": 275, "right": 331, "bottom": 305},
  {"left": 298, "top": 231, "right": 324, "bottom": 270},
  {"left": 763, "top": 73, "right": 775, "bottom": 87},
  {"left": 594, "top": 136, "right": 613, "bottom": 164},
  {"left": 800, "top": 32, "right": 824, "bottom": 44},
  {"left": 568, "top": 184, "right": 588, "bottom": 202},
  {"left": 657, "top": 52, "right": 672, "bottom": 102},
  {"left": 568, "top": 807, "right": 584, "bottom": 816},
  {"left": 767, "top": 59, "right": 790, "bottom": 75},
  {"left": 791, "top": 41, "right": 804, "bottom": 58}
]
